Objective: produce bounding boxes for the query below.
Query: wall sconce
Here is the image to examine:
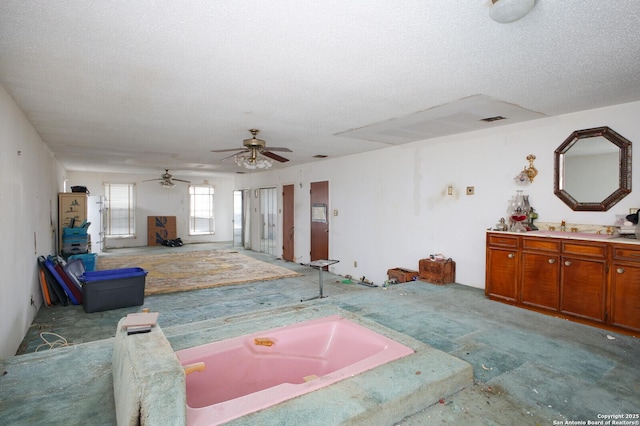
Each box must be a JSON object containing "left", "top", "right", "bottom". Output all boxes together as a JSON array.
[{"left": 515, "top": 154, "right": 538, "bottom": 184}]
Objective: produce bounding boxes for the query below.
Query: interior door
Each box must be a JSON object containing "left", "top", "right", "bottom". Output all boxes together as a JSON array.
[
  {"left": 282, "top": 184, "right": 294, "bottom": 261},
  {"left": 310, "top": 181, "right": 329, "bottom": 261}
]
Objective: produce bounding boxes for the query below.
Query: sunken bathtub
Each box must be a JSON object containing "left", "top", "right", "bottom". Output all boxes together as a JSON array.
[{"left": 175, "top": 314, "right": 415, "bottom": 425}]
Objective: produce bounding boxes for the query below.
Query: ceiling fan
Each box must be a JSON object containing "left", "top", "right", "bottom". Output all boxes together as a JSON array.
[
  {"left": 211, "top": 129, "right": 292, "bottom": 169},
  {"left": 142, "top": 169, "right": 190, "bottom": 188}
]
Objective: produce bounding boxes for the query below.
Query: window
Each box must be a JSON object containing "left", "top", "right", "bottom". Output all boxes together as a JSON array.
[
  {"left": 104, "top": 183, "right": 136, "bottom": 237},
  {"left": 189, "top": 185, "right": 215, "bottom": 235}
]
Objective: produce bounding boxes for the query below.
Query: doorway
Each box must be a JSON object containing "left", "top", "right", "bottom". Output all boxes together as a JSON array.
[
  {"left": 282, "top": 184, "right": 294, "bottom": 261},
  {"left": 233, "top": 190, "right": 249, "bottom": 248},
  {"left": 310, "top": 181, "right": 329, "bottom": 261}
]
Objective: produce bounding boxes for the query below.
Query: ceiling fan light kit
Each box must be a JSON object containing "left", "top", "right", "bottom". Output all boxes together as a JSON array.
[
  {"left": 235, "top": 153, "right": 273, "bottom": 169},
  {"left": 490, "top": 0, "right": 536, "bottom": 23},
  {"left": 211, "top": 128, "right": 292, "bottom": 170},
  {"left": 142, "top": 169, "right": 190, "bottom": 188}
]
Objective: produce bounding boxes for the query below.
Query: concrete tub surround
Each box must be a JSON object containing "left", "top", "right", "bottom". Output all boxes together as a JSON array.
[
  {"left": 112, "top": 320, "right": 186, "bottom": 425},
  {"left": 113, "top": 304, "right": 472, "bottom": 425}
]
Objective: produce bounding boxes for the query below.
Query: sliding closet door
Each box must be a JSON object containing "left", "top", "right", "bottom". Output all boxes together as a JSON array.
[{"left": 260, "top": 187, "right": 277, "bottom": 255}]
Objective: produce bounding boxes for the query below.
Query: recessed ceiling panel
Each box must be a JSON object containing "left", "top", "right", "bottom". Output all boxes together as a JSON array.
[{"left": 336, "top": 95, "right": 546, "bottom": 144}]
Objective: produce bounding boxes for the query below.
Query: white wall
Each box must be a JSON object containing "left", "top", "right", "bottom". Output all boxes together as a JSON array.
[
  {"left": 0, "top": 85, "right": 65, "bottom": 359},
  {"left": 65, "top": 171, "right": 236, "bottom": 248},
  {"left": 237, "top": 101, "right": 640, "bottom": 288}
]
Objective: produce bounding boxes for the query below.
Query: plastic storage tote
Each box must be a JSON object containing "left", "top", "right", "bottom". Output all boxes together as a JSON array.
[{"left": 79, "top": 267, "right": 147, "bottom": 313}]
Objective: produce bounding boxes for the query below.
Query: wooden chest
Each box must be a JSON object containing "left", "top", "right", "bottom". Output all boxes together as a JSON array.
[
  {"left": 419, "top": 258, "right": 456, "bottom": 284},
  {"left": 387, "top": 268, "right": 419, "bottom": 283}
]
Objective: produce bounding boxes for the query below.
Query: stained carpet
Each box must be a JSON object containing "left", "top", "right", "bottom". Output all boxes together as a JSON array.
[{"left": 96, "top": 250, "right": 300, "bottom": 295}]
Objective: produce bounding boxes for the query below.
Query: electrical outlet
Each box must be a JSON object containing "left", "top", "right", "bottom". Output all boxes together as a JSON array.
[
  {"left": 466, "top": 186, "right": 475, "bottom": 195},
  {"left": 630, "top": 208, "right": 638, "bottom": 215}
]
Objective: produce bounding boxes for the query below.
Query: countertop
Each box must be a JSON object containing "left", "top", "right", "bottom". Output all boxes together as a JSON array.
[{"left": 487, "top": 229, "right": 640, "bottom": 245}]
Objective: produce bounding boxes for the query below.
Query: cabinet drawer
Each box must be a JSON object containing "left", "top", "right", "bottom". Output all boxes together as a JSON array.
[
  {"left": 488, "top": 234, "right": 518, "bottom": 248},
  {"left": 522, "top": 238, "right": 561, "bottom": 252},
  {"left": 612, "top": 245, "right": 640, "bottom": 261},
  {"left": 562, "top": 241, "right": 606, "bottom": 258}
]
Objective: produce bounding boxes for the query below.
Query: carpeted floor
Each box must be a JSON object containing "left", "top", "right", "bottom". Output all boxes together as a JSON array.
[{"left": 96, "top": 249, "right": 300, "bottom": 295}]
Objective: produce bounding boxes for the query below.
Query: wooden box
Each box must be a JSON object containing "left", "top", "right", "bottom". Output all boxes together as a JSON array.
[
  {"left": 147, "top": 216, "right": 177, "bottom": 246},
  {"left": 419, "top": 258, "right": 455, "bottom": 284},
  {"left": 387, "top": 268, "right": 419, "bottom": 283}
]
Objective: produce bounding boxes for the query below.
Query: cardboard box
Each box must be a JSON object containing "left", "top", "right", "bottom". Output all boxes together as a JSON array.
[
  {"left": 147, "top": 216, "right": 177, "bottom": 246},
  {"left": 387, "top": 268, "right": 419, "bottom": 283},
  {"left": 419, "top": 258, "right": 456, "bottom": 284},
  {"left": 80, "top": 267, "right": 147, "bottom": 313}
]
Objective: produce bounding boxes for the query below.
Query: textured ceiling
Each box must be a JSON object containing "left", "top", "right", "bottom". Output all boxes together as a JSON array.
[{"left": 1, "top": 1, "right": 639, "bottom": 176}]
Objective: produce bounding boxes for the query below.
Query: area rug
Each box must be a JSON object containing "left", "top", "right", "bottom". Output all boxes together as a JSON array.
[{"left": 96, "top": 250, "right": 300, "bottom": 295}]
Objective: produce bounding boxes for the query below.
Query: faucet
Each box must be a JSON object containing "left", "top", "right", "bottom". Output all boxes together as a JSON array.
[{"left": 560, "top": 220, "right": 566, "bottom": 232}]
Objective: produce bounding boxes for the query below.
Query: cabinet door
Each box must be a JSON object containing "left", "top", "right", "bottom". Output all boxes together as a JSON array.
[
  {"left": 560, "top": 257, "right": 606, "bottom": 322},
  {"left": 611, "top": 262, "right": 640, "bottom": 332},
  {"left": 521, "top": 251, "right": 560, "bottom": 311},
  {"left": 486, "top": 247, "right": 518, "bottom": 302}
]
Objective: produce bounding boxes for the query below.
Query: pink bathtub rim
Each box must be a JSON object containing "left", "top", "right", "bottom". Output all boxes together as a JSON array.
[{"left": 175, "top": 314, "right": 415, "bottom": 426}]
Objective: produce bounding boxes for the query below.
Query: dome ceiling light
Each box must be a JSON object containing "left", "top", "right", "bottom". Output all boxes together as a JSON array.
[{"left": 490, "top": 0, "right": 536, "bottom": 24}]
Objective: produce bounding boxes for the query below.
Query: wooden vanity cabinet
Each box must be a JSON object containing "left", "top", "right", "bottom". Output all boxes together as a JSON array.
[
  {"left": 486, "top": 232, "right": 640, "bottom": 335},
  {"left": 559, "top": 241, "right": 607, "bottom": 323},
  {"left": 485, "top": 234, "right": 519, "bottom": 303},
  {"left": 610, "top": 244, "right": 640, "bottom": 333},
  {"left": 521, "top": 238, "right": 560, "bottom": 312}
]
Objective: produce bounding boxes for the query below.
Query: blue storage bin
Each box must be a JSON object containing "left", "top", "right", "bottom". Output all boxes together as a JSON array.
[
  {"left": 79, "top": 268, "right": 147, "bottom": 313},
  {"left": 63, "top": 227, "right": 89, "bottom": 237},
  {"left": 68, "top": 253, "right": 97, "bottom": 272}
]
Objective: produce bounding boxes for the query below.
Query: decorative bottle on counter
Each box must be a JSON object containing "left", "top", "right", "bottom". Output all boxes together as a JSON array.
[
  {"left": 522, "top": 195, "right": 531, "bottom": 228},
  {"left": 509, "top": 190, "right": 527, "bottom": 232}
]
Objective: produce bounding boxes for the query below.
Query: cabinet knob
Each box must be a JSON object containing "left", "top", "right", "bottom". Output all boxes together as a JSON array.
[
  {"left": 617, "top": 267, "right": 625, "bottom": 274},
  {"left": 564, "top": 260, "right": 572, "bottom": 267},
  {"left": 548, "top": 259, "right": 556, "bottom": 264},
  {"left": 508, "top": 253, "right": 515, "bottom": 259}
]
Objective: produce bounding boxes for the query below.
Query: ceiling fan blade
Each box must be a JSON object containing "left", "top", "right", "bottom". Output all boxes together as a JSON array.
[
  {"left": 211, "top": 148, "right": 247, "bottom": 153},
  {"left": 264, "top": 147, "right": 292, "bottom": 152},
  {"left": 142, "top": 178, "right": 162, "bottom": 182},
  {"left": 172, "top": 178, "right": 191, "bottom": 183},
  {"left": 220, "top": 150, "right": 249, "bottom": 161},
  {"left": 262, "top": 151, "right": 290, "bottom": 163}
]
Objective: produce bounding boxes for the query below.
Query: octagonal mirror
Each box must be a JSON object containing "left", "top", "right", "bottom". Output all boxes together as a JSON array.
[{"left": 554, "top": 126, "right": 632, "bottom": 211}]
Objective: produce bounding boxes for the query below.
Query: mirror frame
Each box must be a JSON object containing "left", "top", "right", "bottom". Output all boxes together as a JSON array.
[{"left": 554, "top": 126, "right": 632, "bottom": 211}]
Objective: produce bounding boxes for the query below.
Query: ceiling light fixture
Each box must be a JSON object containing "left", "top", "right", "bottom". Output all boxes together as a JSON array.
[
  {"left": 489, "top": 0, "right": 536, "bottom": 23},
  {"left": 159, "top": 180, "right": 176, "bottom": 189},
  {"left": 234, "top": 149, "right": 273, "bottom": 170}
]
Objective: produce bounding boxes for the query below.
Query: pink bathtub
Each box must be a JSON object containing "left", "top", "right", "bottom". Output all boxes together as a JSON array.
[{"left": 175, "top": 314, "right": 414, "bottom": 425}]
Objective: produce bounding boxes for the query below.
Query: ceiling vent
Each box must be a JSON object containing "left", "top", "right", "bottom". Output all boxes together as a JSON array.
[{"left": 480, "top": 115, "right": 507, "bottom": 123}]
